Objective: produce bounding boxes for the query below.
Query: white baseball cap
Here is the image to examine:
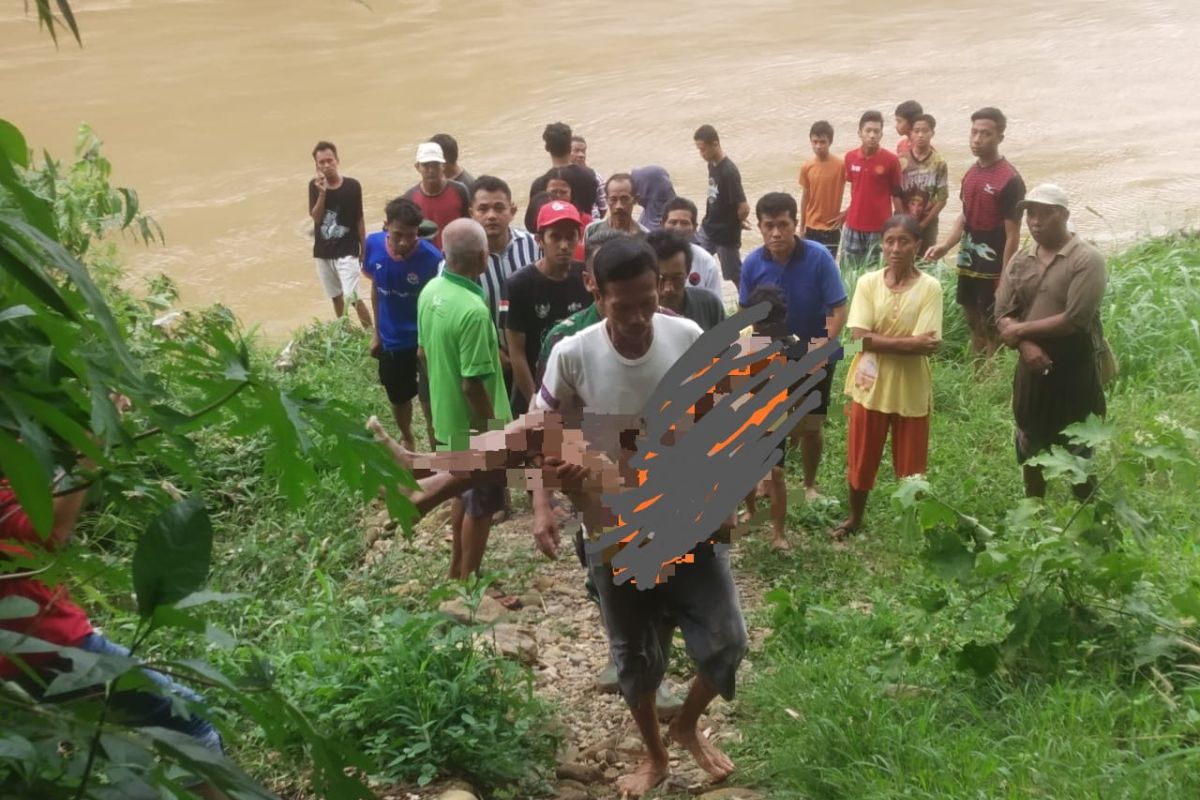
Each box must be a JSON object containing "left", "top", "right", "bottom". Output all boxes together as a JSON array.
[
  {"left": 415, "top": 142, "right": 446, "bottom": 164},
  {"left": 1018, "top": 183, "right": 1070, "bottom": 211}
]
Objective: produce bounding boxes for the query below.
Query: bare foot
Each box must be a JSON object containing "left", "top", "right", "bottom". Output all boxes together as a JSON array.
[
  {"left": 366, "top": 416, "right": 414, "bottom": 470},
  {"left": 804, "top": 485, "right": 822, "bottom": 502},
  {"left": 616, "top": 757, "right": 670, "bottom": 798},
  {"left": 830, "top": 518, "right": 859, "bottom": 541},
  {"left": 668, "top": 720, "right": 735, "bottom": 783},
  {"left": 485, "top": 586, "right": 524, "bottom": 611},
  {"left": 770, "top": 534, "right": 792, "bottom": 551}
]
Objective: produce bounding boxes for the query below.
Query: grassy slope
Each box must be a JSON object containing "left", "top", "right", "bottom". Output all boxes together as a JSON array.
[{"left": 730, "top": 234, "right": 1200, "bottom": 799}]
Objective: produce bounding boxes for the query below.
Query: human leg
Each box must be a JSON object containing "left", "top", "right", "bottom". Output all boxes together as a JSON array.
[
  {"left": 334, "top": 256, "right": 369, "bottom": 328},
  {"left": 835, "top": 402, "right": 889, "bottom": 536},
  {"left": 378, "top": 349, "right": 421, "bottom": 450},
  {"left": 314, "top": 258, "right": 345, "bottom": 319},
  {"left": 715, "top": 245, "right": 742, "bottom": 288},
  {"left": 890, "top": 414, "right": 930, "bottom": 479},
  {"left": 767, "top": 464, "right": 789, "bottom": 549}
]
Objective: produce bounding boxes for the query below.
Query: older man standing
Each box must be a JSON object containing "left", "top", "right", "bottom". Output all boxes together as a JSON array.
[
  {"left": 418, "top": 218, "right": 516, "bottom": 602},
  {"left": 585, "top": 173, "right": 648, "bottom": 245},
  {"left": 995, "top": 184, "right": 1108, "bottom": 501}
]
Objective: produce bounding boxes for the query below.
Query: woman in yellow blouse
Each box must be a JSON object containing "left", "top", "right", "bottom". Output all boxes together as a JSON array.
[{"left": 832, "top": 214, "right": 943, "bottom": 539}]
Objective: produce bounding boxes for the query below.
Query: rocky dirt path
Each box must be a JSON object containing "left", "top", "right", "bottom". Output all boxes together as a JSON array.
[{"left": 360, "top": 496, "right": 774, "bottom": 800}]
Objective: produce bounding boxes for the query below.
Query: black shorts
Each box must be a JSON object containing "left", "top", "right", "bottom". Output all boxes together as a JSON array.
[
  {"left": 956, "top": 274, "right": 1000, "bottom": 312},
  {"left": 804, "top": 228, "right": 841, "bottom": 259},
  {"left": 460, "top": 485, "right": 507, "bottom": 520},
  {"left": 378, "top": 348, "right": 429, "bottom": 406},
  {"left": 802, "top": 360, "right": 837, "bottom": 417}
]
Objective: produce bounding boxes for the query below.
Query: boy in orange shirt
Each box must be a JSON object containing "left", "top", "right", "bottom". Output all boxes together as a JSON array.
[{"left": 799, "top": 121, "right": 846, "bottom": 260}]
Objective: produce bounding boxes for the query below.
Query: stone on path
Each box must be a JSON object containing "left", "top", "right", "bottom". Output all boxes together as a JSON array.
[
  {"left": 438, "top": 595, "right": 508, "bottom": 625},
  {"left": 698, "top": 789, "right": 764, "bottom": 800},
  {"left": 555, "top": 762, "right": 605, "bottom": 784},
  {"left": 484, "top": 623, "right": 539, "bottom": 664},
  {"left": 435, "top": 790, "right": 478, "bottom": 800}
]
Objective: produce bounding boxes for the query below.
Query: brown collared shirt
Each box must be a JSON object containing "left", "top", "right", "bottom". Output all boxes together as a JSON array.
[{"left": 995, "top": 234, "right": 1107, "bottom": 345}]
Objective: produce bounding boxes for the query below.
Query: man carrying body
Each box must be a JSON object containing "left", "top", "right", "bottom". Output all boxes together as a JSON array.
[
  {"left": 363, "top": 198, "right": 440, "bottom": 451},
  {"left": 585, "top": 173, "right": 648, "bottom": 245},
  {"left": 505, "top": 201, "right": 592, "bottom": 414},
  {"left": 661, "top": 197, "right": 724, "bottom": 302},
  {"left": 470, "top": 176, "right": 539, "bottom": 400},
  {"left": 837, "top": 111, "right": 903, "bottom": 269},
  {"left": 647, "top": 229, "right": 726, "bottom": 332},
  {"left": 417, "top": 218, "right": 516, "bottom": 599},
  {"left": 430, "top": 133, "right": 475, "bottom": 191},
  {"left": 926, "top": 107, "right": 1026, "bottom": 358},
  {"left": 995, "top": 184, "right": 1107, "bottom": 500},
  {"left": 740, "top": 192, "right": 848, "bottom": 505},
  {"left": 404, "top": 141, "right": 470, "bottom": 251},
  {"left": 693, "top": 125, "right": 750, "bottom": 288},
  {"left": 899, "top": 114, "right": 949, "bottom": 253},
  {"left": 533, "top": 237, "right": 747, "bottom": 796},
  {"left": 309, "top": 140, "right": 371, "bottom": 328}
]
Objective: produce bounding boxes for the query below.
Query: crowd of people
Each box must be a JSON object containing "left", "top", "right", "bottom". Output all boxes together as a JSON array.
[{"left": 2, "top": 103, "right": 1115, "bottom": 799}]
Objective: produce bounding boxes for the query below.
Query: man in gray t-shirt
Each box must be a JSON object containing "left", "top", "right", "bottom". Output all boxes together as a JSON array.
[{"left": 648, "top": 230, "right": 727, "bottom": 331}]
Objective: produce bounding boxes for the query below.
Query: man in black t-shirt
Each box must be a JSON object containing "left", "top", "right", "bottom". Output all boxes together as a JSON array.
[
  {"left": 505, "top": 200, "right": 593, "bottom": 415},
  {"left": 309, "top": 140, "right": 371, "bottom": 327},
  {"left": 693, "top": 125, "right": 750, "bottom": 289},
  {"left": 527, "top": 122, "right": 599, "bottom": 228}
]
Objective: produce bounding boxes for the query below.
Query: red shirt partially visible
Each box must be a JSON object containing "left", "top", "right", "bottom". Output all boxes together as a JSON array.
[
  {"left": 844, "top": 147, "right": 902, "bottom": 234},
  {"left": 404, "top": 181, "right": 470, "bottom": 250},
  {"left": 0, "top": 485, "right": 93, "bottom": 679}
]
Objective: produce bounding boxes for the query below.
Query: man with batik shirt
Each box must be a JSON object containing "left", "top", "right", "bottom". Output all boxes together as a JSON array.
[{"left": 926, "top": 107, "right": 1026, "bottom": 358}]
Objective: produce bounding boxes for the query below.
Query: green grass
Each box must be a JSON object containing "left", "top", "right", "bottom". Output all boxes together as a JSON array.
[{"left": 729, "top": 233, "right": 1200, "bottom": 799}]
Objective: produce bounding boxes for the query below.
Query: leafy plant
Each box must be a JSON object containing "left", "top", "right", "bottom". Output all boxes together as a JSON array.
[{"left": 893, "top": 414, "right": 1200, "bottom": 677}]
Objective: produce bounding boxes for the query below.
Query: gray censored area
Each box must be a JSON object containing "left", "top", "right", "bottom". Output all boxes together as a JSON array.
[{"left": 588, "top": 303, "right": 841, "bottom": 589}]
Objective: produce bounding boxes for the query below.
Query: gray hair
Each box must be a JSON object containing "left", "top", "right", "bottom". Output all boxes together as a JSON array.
[{"left": 441, "top": 218, "right": 488, "bottom": 273}]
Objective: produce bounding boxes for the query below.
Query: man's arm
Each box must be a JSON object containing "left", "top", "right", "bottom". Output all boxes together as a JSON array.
[
  {"left": 736, "top": 200, "right": 751, "bottom": 230},
  {"left": 358, "top": 216, "right": 366, "bottom": 261},
  {"left": 309, "top": 180, "right": 326, "bottom": 224},
  {"left": 368, "top": 278, "right": 382, "bottom": 356},
  {"left": 461, "top": 376, "right": 494, "bottom": 433},
  {"left": 506, "top": 329, "right": 535, "bottom": 401},
  {"left": 922, "top": 199, "right": 948, "bottom": 229},
  {"left": 926, "top": 213, "right": 965, "bottom": 260},
  {"left": 1002, "top": 218, "right": 1022, "bottom": 270}
]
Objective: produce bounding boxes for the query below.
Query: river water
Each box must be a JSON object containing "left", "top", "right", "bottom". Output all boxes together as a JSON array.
[{"left": 3, "top": 0, "right": 1198, "bottom": 340}]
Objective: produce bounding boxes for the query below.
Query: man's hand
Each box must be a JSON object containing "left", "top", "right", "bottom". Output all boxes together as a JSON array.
[
  {"left": 911, "top": 331, "right": 941, "bottom": 355},
  {"left": 532, "top": 507, "right": 560, "bottom": 560},
  {"left": 315, "top": 171, "right": 327, "bottom": 191},
  {"left": 828, "top": 211, "right": 847, "bottom": 229},
  {"left": 997, "top": 317, "right": 1023, "bottom": 348},
  {"left": 369, "top": 334, "right": 382, "bottom": 359},
  {"left": 924, "top": 242, "right": 950, "bottom": 262},
  {"left": 1018, "top": 340, "right": 1053, "bottom": 373}
]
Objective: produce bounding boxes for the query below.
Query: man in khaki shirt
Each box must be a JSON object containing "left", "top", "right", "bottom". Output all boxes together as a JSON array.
[{"left": 995, "top": 183, "right": 1107, "bottom": 500}]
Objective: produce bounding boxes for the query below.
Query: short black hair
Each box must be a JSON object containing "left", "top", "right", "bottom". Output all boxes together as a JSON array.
[
  {"left": 661, "top": 196, "right": 699, "bottom": 226},
  {"left": 746, "top": 284, "right": 788, "bottom": 328},
  {"left": 971, "top": 106, "right": 1008, "bottom": 134},
  {"left": 912, "top": 113, "right": 937, "bottom": 131},
  {"left": 755, "top": 191, "right": 799, "bottom": 222},
  {"left": 471, "top": 175, "right": 511, "bottom": 202},
  {"left": 894, "top": 100, "right": 924, "bottom": 123},
  {"left": 592, "top": 237, "right": 659, "bottom": 296},
  {"left": 543, "top": 122, "right": 573, "bottom": 158},
  {"left": 312, "top": 140, "right": 338, "bottom": 159},
  {"left": 429, "top": 133, "right": 459, "bottom": 164},
  {"left": 545, "top": 166, "right": 574, "bottom": 197},
  {"left": 385, "top": 197, "right": 423, "bottom": 227},
  {"left": 809, "top": 120, "right": 834, "bottom": 141},
  {"left": 859, "top": 110, "right": 884, "bottom": 130},
  {"left": 646, "top": 229, "right": 693, "bottom": 271},
  {"left": 693, "top": 124, "right": 720, "bottom": 145},
  {"left": 881, "top": 213, "right": 922, "bottom": 240},
  {"left": 605, "top": 172, "right": 635, "bottom": 196},
  {"left": 571, "top": 134, "right": 587, "bottom": 146}
]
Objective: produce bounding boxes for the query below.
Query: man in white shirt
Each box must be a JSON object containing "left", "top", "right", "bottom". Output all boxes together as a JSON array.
[{"left": 533, "top": 237, "right": 746, "bottom": 797}]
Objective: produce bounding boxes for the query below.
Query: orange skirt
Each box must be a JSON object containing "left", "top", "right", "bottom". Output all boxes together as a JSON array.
[{"left": 846, "top": 402, "right": 930, "bottom": 491}]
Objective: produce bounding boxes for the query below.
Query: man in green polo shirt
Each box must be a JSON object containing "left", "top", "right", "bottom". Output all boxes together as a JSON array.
[{"left": 417, "top": 218, "right": 516, "bottom": 602}]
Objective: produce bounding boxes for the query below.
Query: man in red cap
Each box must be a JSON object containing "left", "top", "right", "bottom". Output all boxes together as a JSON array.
[{"left": 504, "top": 200, "right": 593, "bottom": 414}]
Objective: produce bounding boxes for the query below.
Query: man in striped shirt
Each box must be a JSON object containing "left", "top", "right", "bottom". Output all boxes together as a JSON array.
[{"left": 470, "top": 176, "right": 539, "bottom": 395}]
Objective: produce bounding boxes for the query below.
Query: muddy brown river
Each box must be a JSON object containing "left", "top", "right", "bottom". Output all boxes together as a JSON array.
[{"left": 3, "top": 0, "right": 1198, "bottom": 340}]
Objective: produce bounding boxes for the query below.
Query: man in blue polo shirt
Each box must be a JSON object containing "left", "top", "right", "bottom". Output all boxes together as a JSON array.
[
  {"left": 740, "top": 191, "right": 848, "bottom": 502},
  {"left": 363, "top": 197, "right": 442, "bottom": 452}
]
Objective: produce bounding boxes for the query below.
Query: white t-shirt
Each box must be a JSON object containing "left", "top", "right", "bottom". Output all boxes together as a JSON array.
[
  {"left": 535, "top": 313, "right": 703, "bottom": 416},
  {"left": 690, "top": 244, "right": 724, "bottom": 302}
]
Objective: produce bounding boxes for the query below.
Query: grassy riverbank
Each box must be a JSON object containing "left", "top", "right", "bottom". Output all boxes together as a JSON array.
[{"left": 79, "top": 233, "right": 1200, "bottom": 799}]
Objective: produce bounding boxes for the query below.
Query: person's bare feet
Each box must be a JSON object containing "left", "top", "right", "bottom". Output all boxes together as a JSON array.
[
  {"left": 366, "top": 416, "right": 414, "bottom": 471},
  {"left": 668, "top": 719, "right": 735, "bottom": 783},
  {"left": 616, "top": 756, "right": 670, "bottom": 798},
  {"left": 830, "top": 518, "right": 859, "bottom": 541},
  {"left": 770, "top": 534, "right": 792, "bottom": 551},
  {"left": 804, "top": 485, "right": 822, "bottom": 502}
]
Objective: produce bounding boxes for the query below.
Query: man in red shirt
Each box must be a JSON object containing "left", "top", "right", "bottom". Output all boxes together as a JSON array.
[
  {"left": 404, "top": 142, "right": 470, "bottom": 250},
  {"left": 837, "top": 110, "right": 903, "bottom": 269}
]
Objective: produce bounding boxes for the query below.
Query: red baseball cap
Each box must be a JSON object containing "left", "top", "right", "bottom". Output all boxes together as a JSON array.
[{"left": 536, "top": 200, "right": 582, "bottom": 232}]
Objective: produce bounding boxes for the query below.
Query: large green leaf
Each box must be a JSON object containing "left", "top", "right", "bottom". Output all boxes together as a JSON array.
[
  {"left": 0, "top": 119, "right": 29, "bottom": 167},
  {"left": 0, "top": 428, "right": 53, "bottom": 536},
  {"left": 132, "top": 495, "right": 213, "bottom": 617}
]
